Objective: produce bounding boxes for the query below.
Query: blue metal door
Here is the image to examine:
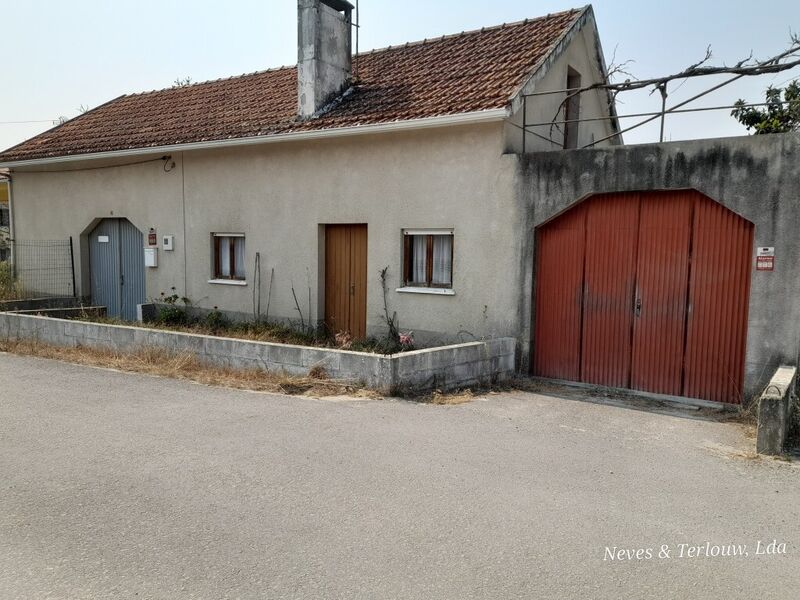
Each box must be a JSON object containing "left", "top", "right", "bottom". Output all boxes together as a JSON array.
[{"left": 89, "top": 219, "right": 145, "bottom": 320}]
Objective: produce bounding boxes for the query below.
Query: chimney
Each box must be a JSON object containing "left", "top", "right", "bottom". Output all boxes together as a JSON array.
[{"left": 297, "top": 0, "right": 354, "bottom": 118}]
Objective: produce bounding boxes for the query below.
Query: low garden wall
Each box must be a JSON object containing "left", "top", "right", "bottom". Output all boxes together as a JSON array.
[{"left": 0, "top": 312, "right": 516, "bottom": 393}]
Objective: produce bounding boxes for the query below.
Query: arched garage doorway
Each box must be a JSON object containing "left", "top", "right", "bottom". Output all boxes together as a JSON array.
[{"left": 532, "top": 190, "right": 753, "bottom": 404}]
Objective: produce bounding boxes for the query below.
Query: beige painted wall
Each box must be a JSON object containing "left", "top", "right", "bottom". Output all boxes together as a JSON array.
[
  {"left": 505, "top": 13, "right": 618, "bottom": 152},
  {"left": 11, "top": 122, "right": 524, "bottom": 344},
  {"left": 12, "top": 156, "right": 186, "bottom": 300}
]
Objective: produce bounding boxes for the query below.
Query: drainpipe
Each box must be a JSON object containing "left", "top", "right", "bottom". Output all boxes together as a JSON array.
[{"left": 3, "top": 173, "right": 15, "bottom": 276}]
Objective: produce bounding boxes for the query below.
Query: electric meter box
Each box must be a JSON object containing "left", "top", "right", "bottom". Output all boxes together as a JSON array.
[{"left": 144, "top": 247, "right": 158, "bottom": 268}]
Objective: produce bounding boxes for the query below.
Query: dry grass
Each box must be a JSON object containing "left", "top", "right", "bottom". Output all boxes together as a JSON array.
[
  {"left": 80, "top": 315, "right": 407, "bottom": 355},
  {"left": 427, "top": 389, "right": 476, "bottom": 405},
  {"left": 0, "top": 339, "right": 377, "bottom": 399}
]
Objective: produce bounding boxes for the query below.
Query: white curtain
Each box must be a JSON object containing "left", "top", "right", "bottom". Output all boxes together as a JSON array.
[
  {"left": 233, "top": 237, "right": 246, "bottom": 279},
  {"left": 412, "top": 235, "right": 427, "bottom": 283},
  {"left": 431, "top": 235, "right": 453, "bottom": 285},
  {"left": 218, "top": 236, "right": 231, "bottom": 278}
]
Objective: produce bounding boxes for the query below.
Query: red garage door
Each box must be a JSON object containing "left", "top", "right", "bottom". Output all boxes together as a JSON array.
[{"left": 532, "top": 190, "right": 753, "bottom": 404}]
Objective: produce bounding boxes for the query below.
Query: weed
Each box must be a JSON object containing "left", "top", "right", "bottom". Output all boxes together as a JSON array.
[
  {"left": 0, "top": 262, "right": 24, "bottom": 301},
  {"left": 786, "top": 393, "right": 800, "bottom": 450}
]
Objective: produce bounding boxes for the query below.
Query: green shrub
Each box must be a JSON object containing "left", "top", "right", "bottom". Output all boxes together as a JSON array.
[
  {"left": 203, "top": 307, "right": 228, "bottom": 332},
  {"left": 156, "top": 293, "right": 191, "bottom": 325}
]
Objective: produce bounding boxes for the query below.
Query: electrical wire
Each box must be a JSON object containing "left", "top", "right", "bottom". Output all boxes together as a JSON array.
[
  {"left": 0, "top": 120, "right": 58, "bottom": 125},
  {"left": 13, "top": 155, "right": 172, "bottom": 173}
]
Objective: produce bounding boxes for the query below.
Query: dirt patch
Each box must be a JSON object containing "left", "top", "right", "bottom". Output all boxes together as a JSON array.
[{"left": 0, "top": 339, "right": 377, "bottom": 399}]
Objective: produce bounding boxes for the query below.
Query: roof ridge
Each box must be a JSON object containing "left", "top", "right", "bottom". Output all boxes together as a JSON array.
[
  {"left": 122, "top": 64, "right": 296, "bottom": 99},
  {"left": 122, "top": 7, "right": 584, "bottom": 98},
  {"left": 356, "top": 7, "right": 582, "bottom": 56}
]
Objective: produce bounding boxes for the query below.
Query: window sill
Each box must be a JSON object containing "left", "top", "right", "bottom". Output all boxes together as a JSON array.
[
  {"left": 208, "top": 279, "right": 247, "bottom": 286},
  {"left": 396, "top": 286, "right": 455, "bottom": 296}
]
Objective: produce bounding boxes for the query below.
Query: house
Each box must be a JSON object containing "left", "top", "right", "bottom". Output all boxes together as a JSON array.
[
  {"left": 0, "top": 3, "right": 618, "bottom": 333},
  {"left": 2, "top": 1, "right": 797, "bottom": 408}
]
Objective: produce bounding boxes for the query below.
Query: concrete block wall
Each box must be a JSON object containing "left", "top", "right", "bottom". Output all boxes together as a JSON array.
[
  {"left": 393, "top": 338, "right": 516, "bottom": 391},
  {"left": 0, "top": 312, "right": 515, "bottom": 393}
]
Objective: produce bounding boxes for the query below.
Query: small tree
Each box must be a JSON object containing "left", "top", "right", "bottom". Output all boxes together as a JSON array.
[{"left": 732, "top": 80, "right": 800, "bottom": 134}]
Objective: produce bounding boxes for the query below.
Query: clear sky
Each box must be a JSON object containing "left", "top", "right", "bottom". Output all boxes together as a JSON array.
[{"left": 1, "top": 0, "right": 798, "bottom": 152}]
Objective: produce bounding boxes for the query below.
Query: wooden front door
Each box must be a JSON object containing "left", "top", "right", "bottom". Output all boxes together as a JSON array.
[{"left": 325, "top": 224, "right": 367, "bottom": 339}]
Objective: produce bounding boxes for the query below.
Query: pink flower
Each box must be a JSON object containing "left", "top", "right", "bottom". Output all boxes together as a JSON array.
[{"left": 399, "top": 332, "right": 414, "bottom": 347}]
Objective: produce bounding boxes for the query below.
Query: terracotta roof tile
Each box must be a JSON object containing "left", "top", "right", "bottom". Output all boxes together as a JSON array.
[{"left": 0, "top": 8, "right": 583, "bottom": 162}]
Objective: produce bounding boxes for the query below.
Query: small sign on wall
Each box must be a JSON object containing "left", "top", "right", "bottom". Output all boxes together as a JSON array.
[
  {"left": 756, "top": 247, "right": 775, "bottom": 271},
  {"left": 98, "top": 235, "right": 109, "bottom": 243},
  {"left": 148, "top": 228, "right": 158, "bottom": 246}
]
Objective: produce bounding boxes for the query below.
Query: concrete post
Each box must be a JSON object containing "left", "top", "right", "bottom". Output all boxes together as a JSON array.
[{"left": 756, "top": 366, "right": 797, "bottom": 455}]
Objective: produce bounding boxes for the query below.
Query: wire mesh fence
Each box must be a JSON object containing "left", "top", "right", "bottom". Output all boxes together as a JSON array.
[{"left": 12, "top": 239, "right": 76, "bottom": 298}]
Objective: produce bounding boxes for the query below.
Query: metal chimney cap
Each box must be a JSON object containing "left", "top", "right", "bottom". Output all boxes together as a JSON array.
[{"left": 321, "top": 0, "right": 354, "bottom": 12}]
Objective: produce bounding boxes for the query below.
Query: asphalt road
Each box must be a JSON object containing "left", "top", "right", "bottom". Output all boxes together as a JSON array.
[{"left": 1, "top": 352, "right": 798, "bottom": 599}]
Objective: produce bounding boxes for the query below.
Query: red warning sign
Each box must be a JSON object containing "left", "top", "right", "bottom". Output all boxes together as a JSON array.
[
  {"left": 756, "top": 247, "right": 774, "bottom": 271},
  {"left": 757, "top": 256, "right": 774, "bottom": 271}
]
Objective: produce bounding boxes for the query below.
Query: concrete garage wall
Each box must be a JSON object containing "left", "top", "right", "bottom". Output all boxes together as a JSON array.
[
  {"left": 0, "top": 312, "right": 516, "bottom": 393},
  {"left": 517, "top": 132, "right": 800, "bottom": 400}
]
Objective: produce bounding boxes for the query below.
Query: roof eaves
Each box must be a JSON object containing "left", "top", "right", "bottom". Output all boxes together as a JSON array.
[
  {"left": 0, "top": 109, "right": 508, "bottom": 169},
  {"left": 0, "top": 94, "right": 127, "bottom": 159}
]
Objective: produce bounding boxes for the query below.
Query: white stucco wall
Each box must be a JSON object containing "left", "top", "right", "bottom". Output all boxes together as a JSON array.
[{"left": 11, "top": 122, "right": 524, "bottom": 345}]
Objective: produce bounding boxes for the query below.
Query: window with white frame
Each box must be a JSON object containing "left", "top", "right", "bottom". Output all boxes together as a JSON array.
[
  {"left": 212, "top": 233, "right": 246, "bottom": 281},
  {"left": 402, "top": 229, "right": 453, "bottom": 288}
]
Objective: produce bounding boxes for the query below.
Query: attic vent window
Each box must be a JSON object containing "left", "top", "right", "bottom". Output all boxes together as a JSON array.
[{"left": 564, "top": 66, "right": 582, "bottom": 149}]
